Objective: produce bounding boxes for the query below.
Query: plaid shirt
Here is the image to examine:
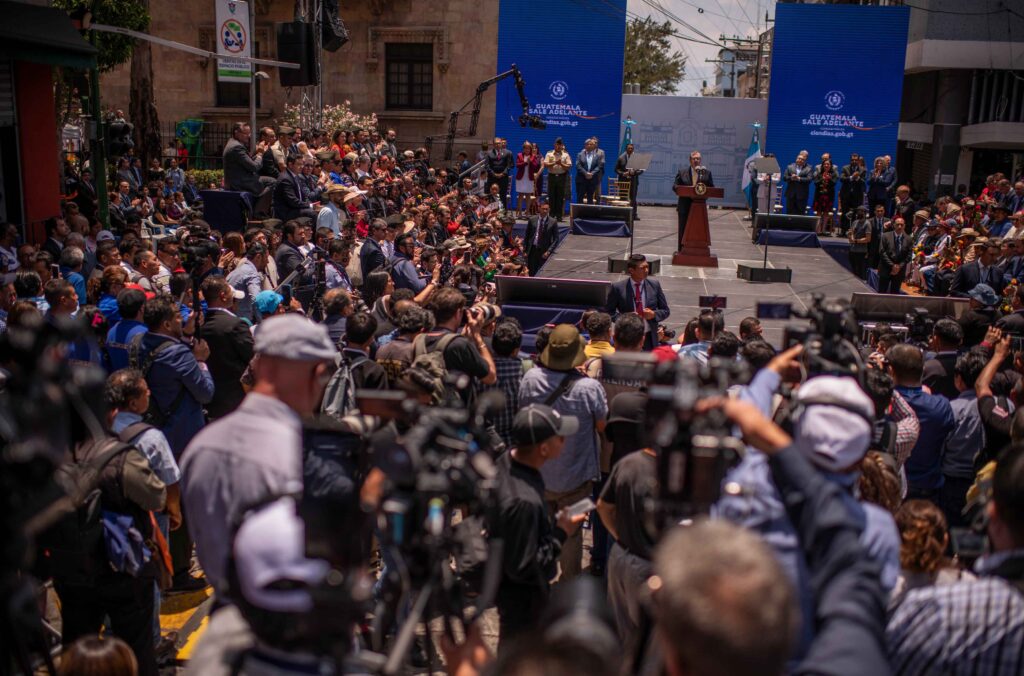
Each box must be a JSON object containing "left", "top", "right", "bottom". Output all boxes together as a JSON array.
[
  {"left": 889, "top": 389, "right": 920, "bottom": 468},
  {"left": 887, "top": 549, "right": 1024, "bottom": 675},
  {"left": 475, "top": 356, "right": 523, "bottom": 446}
]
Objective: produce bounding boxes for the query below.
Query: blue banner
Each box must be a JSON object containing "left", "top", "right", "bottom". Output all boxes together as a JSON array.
[
  {"left": 766, "top": 4, "right": 909, "bottom": 210},
  {"left": 495, "top": 0, "right": 626, "bottom": 203}
]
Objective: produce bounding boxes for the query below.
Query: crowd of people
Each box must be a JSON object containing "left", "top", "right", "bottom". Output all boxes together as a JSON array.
[{"left": 2, "top": 115, "right": 1024, "bottom": 676}]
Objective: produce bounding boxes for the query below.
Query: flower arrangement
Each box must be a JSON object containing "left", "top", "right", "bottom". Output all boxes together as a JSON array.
[
  {"left": 281, "top": 102, "right": 378, "bottom": 134},
  {"left": 1002, "top": 278, "right": 1018, "bottom": 314}
]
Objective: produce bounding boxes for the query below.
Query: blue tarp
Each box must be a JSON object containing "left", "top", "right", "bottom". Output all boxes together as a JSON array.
[
  {"left": 757, "top": 229, "right": 820, "bottom": 248},
  {"left": 200, "top": 190, "right": 252, "bottom": 232}
]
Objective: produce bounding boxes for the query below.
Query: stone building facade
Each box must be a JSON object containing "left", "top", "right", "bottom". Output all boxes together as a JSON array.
[{"left": 99, "top": 0, "right": 499, "bottom": 159}]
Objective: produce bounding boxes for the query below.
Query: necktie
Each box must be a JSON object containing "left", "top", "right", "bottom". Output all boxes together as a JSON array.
[
  {"left": 534, "top": 218, "right": 544, "bottom": 245},
  {"left": 633, "top": 282, "right": 643, "bottom": 314},
  {"left": 896, "top": 235, "right": 902, "bottom": 251}
]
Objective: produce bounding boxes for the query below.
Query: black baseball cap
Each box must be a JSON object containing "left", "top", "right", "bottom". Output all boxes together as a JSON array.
[{"left": 512, "top": 404, "right": 579, "bottom": 446}]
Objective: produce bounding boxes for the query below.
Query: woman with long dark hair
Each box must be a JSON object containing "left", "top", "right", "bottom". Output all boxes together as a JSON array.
[{"left": 362, "top": 268, "right": 394, "bottom": 311}]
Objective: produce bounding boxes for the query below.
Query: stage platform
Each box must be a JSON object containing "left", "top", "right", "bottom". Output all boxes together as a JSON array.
[{"left": 539, "top": 206, "right": 871, "bottom": 347}]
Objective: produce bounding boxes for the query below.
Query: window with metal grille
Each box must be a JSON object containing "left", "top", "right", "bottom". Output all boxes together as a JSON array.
[{"left": 385, "top": 43, "right": 432, "bottom": 110}]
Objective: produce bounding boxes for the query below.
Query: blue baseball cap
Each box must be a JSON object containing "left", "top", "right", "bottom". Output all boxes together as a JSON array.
[{"left": 254, "top": 290, "right": 284, "bottom": 316}]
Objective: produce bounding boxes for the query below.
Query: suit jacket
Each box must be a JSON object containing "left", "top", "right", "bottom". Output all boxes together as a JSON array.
[
  {"left": 202, "top": 309, "right": 255, "bottom": 419},
  {"left": 783, "top": 163, "right": 812, "bottom": 199},
  {"left": 950, "top": 260, "right": 1006, "bottom": 297},
  {"left": 610, "top": 151, "right": 643, "bottom": 181},
  {"left": 486, "top": 149, "right": 513, "bottom": 178},
  {"left": 274, "top": 241, "right": 306, "bottom": 282},
  {"left": 524, "top": 214, "right": 559, "bottom": 258},
  {"left": 922, "top": 352, "right": 959, "bottom": 401},
  {"left": 359, "top": 237, "right": 386, "bottom": 281},
  {"left": 575, "top": 149, "right": 604, "bottom": 182},
  {"left": 839, "top": 164, "right": 866, "bottom": 196},
  {"left": 673, "top": 166, "right": 714, "bottom": 210},
  {"left": 605, "top": 277, "right": 670, "bottom": 350},
  {"left": 879, "top": 231, "right": 914, "bottom": 269},
  {"left": 223, "top": 138, "right": 263, "bottom": 194},
  {"left": 273, "top": 169, "right": 308, "bottom": 221},
  {"left": 867, "top": 170, "right": 892, "bottom": 202},
  {"left": 259, "top": 149, "right": 278, "bottom": 178}
]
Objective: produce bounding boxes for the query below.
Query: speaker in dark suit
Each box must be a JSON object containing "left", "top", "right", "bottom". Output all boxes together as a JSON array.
[
  {"left": 523, "top": 204, "right": 560, "bottom": 276},
  {"left": 673, "top": 151, "right": 713, "bottom": 247},
  {"left": 359, "top": 229, "right": 387, "bottom": 282},
  {"left": 878, "top": 224, "right": 914, "bottom": 294},
  {"left": 605, "top": 254, "right": 670, "bottom": 350},
  {"left": 201, "top": 290, "right": 255, "bottom": 420}
]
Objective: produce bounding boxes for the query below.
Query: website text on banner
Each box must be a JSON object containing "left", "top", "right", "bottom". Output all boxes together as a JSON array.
[
  {"left": 494, "top": 0, "right": 626, "bottom": 206},
  {"left": 766, "top": 4, "right": 909, "bottom": 213}
]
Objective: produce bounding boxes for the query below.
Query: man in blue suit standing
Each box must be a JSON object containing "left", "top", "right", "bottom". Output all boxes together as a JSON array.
[
  {"left": 576, "top": 138, "right": 604, "bottom": 204},
  {"left": 605, "top": 254, "right": 670, "bottom": 351}
]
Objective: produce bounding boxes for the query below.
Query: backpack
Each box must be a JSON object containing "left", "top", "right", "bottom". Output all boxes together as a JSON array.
[
  {"left": 411, "top": 333, "right": 460, "bottom": 403},
  {"left": 36, "top": 437, "right": 135, "bottom": 586},
  {"left": 321, "top": 351, "right": 368, "bottom": 419},
  {"left": 128, "top": 333, "right": 188, "bottom": 428}
]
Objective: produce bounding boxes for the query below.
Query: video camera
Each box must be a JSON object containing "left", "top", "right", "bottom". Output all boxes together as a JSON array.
[
  {"left": 177, "top": 236, "right": 220, "bottom": 275},
  {"left": 353, "top": 388, "right": 505, "bottom": 671},
  {"left": 757, "top": 293, "right": 866, "bottom": 383},
  {"left": 601, "top": 353, "right": 749, "bottom": 527}
]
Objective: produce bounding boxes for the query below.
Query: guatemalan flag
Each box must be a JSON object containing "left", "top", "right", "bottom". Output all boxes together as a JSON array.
[{"left": 741, "top": 123, "right": 762, "bottom": 208}]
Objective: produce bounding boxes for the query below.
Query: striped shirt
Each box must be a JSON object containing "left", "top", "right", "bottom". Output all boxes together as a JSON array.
[{"left": 887, "top": 549, "right": 1024, "bottom": 675}]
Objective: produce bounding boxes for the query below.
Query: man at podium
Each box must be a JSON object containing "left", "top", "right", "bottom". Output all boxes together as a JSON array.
[{"left": 673, "top": 151, "right": 714, "bottom": 246}]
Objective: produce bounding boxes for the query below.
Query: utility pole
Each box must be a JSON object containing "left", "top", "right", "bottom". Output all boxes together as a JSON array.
[
  {"left": 705, "top": 56, "right": 737, "bottom": 97},
  {"left": 248, "top": 0, "right": 256, "bottom": 152},
  {"left": 88, "top": 28, "right": 109, "bottom": 227}
]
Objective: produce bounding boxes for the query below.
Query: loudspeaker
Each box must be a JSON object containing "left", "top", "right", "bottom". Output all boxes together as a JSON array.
[
  {"left": 495, "top": 275, "right": 610, "bottom": 307},
  {"left": 570, "top": 203, "right": 633, "bottom": 228},
  {"left": 276, "top": 21, "right": 318, "bottom": 87},
  {"left": 736, "top": 264, "right": 793, "bottom": 283},
  {"left": 753, "top": 213, "right": 818, "bottom": 236},
  {"left": 849, "top": 292, "right": 970, "bottom": 322},
  {"left": 607, "top": 255, "right": 662, "bottom": 274},
  {"left": 321, "top": 0, "right": 349, "bottom": 52}
]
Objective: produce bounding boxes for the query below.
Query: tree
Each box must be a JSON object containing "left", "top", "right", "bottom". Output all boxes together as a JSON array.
[
  {"left": 128, "top": 0, "right": 161, "bottom": 166},
  {"left": 623, "top": 17, "right": 687, "bottom": 96},
  {"left": 53, "top": 0, "right": 150, "bottom": 72}
]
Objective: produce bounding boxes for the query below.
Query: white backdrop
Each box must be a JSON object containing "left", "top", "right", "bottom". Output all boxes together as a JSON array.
[{"left": 620, "top": 94, "right": 768, "bottom": 208}]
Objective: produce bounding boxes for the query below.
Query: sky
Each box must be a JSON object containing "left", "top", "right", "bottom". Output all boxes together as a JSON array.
[{"left": 625, "top": 0, "right": 775, "bottom": 96}]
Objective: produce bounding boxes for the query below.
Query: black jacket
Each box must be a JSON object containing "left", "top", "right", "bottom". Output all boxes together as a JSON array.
[
  {"left": 359, "top": 238, "right": 387, "bottom": 281},
  {"left": 922, "top": 352, "right": 959, "bottom": 400},
  {"left": 272, "top": 170, "right": 308, "bottom": 221},
  {"left": 950, "top": 261, "right": 1006, "bottom": 297},
  {"left": 202, "top": 309, "right": 255, "bottom": 419},
  {"left": 523, "top": 214, "right": 559, "bottom": 258},
  {"left": 879, "top": 231, "right": 914, "bottom": 268},
  {"left": 673, "top": 166, "right": 714, "bottom": 211},
  {"left": 275, "top": 241, "right": 306, "bottom": 283},
  {"left": 491, "top": 452, "right": 565, "bottom": 590}
]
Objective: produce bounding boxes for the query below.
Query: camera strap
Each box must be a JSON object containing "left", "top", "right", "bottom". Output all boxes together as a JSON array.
[{"left": 544, "top": 371, "right": 583, "bottom": 407}]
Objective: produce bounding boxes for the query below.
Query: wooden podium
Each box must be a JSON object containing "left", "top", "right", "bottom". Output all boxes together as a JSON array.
[{"left": 673, "top": 183, "right": 724, "bottom": 267}]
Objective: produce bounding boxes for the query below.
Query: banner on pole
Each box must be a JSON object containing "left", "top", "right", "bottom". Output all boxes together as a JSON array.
[{"left": 216, "top": 0, "right": 251, "bottom": 83}]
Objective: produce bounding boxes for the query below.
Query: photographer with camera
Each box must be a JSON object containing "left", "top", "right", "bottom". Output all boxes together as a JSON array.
[
  {"left": 491, "top": 404, "right": 584, "bottom": 653},
  {"left": 651, "top": 397, "right": 890, "bottom": 676},
  {"left": 718, "top": 351, "right": 900, "bottom": 656}
]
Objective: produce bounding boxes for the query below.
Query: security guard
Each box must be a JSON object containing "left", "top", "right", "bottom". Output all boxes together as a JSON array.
[{"left": 180, "top": 314, "right": 337, "bottom": 600}]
